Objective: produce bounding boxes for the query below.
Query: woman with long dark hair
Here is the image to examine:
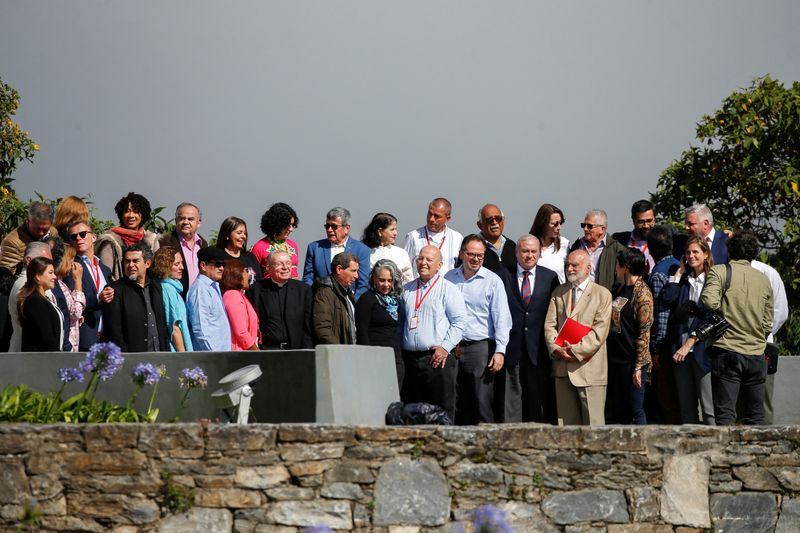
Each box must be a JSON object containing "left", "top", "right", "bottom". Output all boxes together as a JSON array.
[
  {"left": 362, "top": 213, "right": 413, "bottom": 284},
  {"left": 530, "top": 203, "right": 569, "bottom": 283},
  {"left": 252, "top": 202, "right": 300, "bottom": 280},
  {"left": 17, "top": 257, "right": 64, "bottom": 351},
  {"left": 220, "top": 259, "right": 259, "bottom": 351},
  {"left": 215, "top": 216, "right": 263, "bottom": 285}
]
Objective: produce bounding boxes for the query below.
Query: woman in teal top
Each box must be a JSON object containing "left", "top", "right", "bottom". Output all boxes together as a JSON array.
[{"left": 151, "top": 246, "right": 193, "bottom": 351}]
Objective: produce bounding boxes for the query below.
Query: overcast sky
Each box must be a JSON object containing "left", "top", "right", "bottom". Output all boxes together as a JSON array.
[{"left": 2, "top": 1, "right": 799, "bottom": 253}]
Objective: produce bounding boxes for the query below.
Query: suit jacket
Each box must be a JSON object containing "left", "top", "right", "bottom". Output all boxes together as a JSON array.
[
  {"left": 498, "top": 264, "right": 559, "bottom": 367},
  {"left": 249, "top": 278, "right": 313, "bottom": 349},
  {"left": 50, "top": 282, "right": 72, "bottom": 351},
  {"left": 545, "top": 279, "right": 612, "bottom": 387},
  {"left": 101, "top": 276, "right": 169, "bottom": 352},
  {"left": 482, "top": 237, "right": 517, "bottom": 273},
  {"left": 159, "top": 231, "right": 209, "bottom": 296},
  {"left": 672, "top": 231, "right": 728, "bottom": 265},
  {"left": 569, "top": 235, "right": 626, "bottom": 294},
  {"left": 64, "top": 257, "right": 113, "bottom": 351},
  {"left": 303, "top": 238, "right": 371, "bottom": 299}
]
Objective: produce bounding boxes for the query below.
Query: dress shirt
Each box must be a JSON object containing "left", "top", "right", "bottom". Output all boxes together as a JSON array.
[
  {"left": 538, "top": 237, "right": 569, "bottom": 284},
  {"left": 625, "top": 234, "right": 655, "bottom": 271},
  {"left": 444, "top": 266, "right": 511, "bottom": 353},
  {"left": 705, "top": 227, "right": 717, "bottom": 247},
  {"left": 186, "top": 274, "right": 232, "bottom": 351},
  {"left": 161, "top": 277, "right": 193, "bottom": 351},
  {"left": 330, "top": 238, "right": 347, "bottom": 261},
  {"left": 676, "top": 272, "right": 705, "bottom": 347},
  {"left": 578, "top": 236, "right": 606, "bottom": 282},
  {"left": 572, "top": 277, "right": 590, "bottom": 306},
  {"left": 751, "top": 260, "right": 788, "bottom": 341},
  {"left": 516, "top": 264, "right": 537, "bottom": 293},
  {"left": 486, "top": 235, "right": 506, "bottom": 259},
  {"left": 370, "top": 244, "right": 414, "bottom": 284},
  {"left": 180, "top": 234, "right": 203, "bottom": 287},
  {"left": 140, "top": 279, "right": 161, "bottom": 351},
  {"left": 400, "top": 275, "right": 466, "bottom": 352},
  {"left": 404, "top": 226, "right": 464, "bottom": 277},
  {"left": 80, "top": 254, "right": 108, "bottom": 333}
]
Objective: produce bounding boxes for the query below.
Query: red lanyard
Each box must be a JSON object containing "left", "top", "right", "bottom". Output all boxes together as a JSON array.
[
  {"left": 415, "top": 275, "right": 440, "bottom": 313},
  {"left": 424, "top": 227, "right": 446, "bottom": 250},
  {"left": 88, "top": 257, "right": 101, "bottom": 290}
]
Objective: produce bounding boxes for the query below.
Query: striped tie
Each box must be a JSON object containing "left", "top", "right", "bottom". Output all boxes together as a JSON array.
[{"left": 521, "top": 270, "right": 531, "bottom": 306}]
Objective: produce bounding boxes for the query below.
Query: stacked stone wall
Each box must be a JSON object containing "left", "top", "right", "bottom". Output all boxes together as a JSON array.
[{"left": 0, "top": 424, "right": 799, "bottom": 531}]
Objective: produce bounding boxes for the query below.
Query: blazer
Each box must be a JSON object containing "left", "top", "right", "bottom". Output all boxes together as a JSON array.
[
  {"left": 20, "top": 293, "right": 63, "bottom": 352},
  {"left": 50, "top": 281, "right": 73, "bottom": 351},
  {"left": 303, "top": 238, "right": 371, "bottom": 299},
  {"left": 101, "top": 276, "right": 169, "bottom": 352},
  {"left": 544, "top": 279, "right": 612, "bottom": 387},
  {"left": 482, "top": 237, "right": 517, "bottom": 273},
  {"left": 569, "top": 235, "right": 626, "bottom": 294},
  {"left": 497, "top": 264, "right": 559, "bottom": 367},
  {"left": 661, "top": 275, "right": 711, "bottom": 373},
  {"left": 64, "top": 257, "right": 113, "bottom": 351},
  {"left": 673, "top": 231, "right": 729, "bottom": 265},
  {"left": 159, "top": 231, "right": 209, "bottom": 296},
  {"left": 249, "top": 278, "right": 314, "bottom": 349}
]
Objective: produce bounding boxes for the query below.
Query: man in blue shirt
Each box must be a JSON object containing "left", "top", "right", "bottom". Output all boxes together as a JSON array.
[
  {"left": 444, "top": 234, "right": 511, "bottom": 424},
  {"left": 187, "top": 247, "right": 231, "bottom": 351},
  {"left": 400, "top": 245, "right": 467, "bottom": 421}
]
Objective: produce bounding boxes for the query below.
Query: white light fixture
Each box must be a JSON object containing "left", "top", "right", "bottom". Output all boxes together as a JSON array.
[{"left": 211, "top": 364, "right": 262, "bottom": 424}]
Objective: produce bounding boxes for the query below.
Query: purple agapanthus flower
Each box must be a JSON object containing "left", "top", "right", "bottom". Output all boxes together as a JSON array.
[
  {"left": 470, "top": 505, "right": 513, "bottom": 533},
  {"left": 179, "top": 367, "right": 208, "bottom": 389},
  {"left": 302, "top": 526, "right": 333, "bottom": 533},
  {"left": 57, "top": 367, "right": 85, "bottom": 383},
  {"left": 79, "top": 342, "right": 124, "bottom": 381},
  {"left": 131, "top": 362, "right": 161, "bottom": 386}
]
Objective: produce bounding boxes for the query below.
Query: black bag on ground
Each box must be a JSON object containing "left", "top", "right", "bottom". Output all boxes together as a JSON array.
[
  {"left": 765, "top": 342, "right": 779, "bottom": 375},
  {"left": 385, "top": 402, "right": 453, "bottom": 425}
]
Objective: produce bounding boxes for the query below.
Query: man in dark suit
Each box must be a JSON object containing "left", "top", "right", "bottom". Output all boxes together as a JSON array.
[
  {"left": 497, "top": 234, "right": 560, "bottom": 423},
  {"left": 303, "top": 207, "right": 371, "bottom": 299},
  {"left": 102, "top": 242, "right": 169, "bottom": 352},
  {"left": 612, "top": 199, "right": 657, "bottom": 272},
  {"left": 682, "top": 203, "right": 729, "bottom": 265},
  {"left": 569, "top": 209, "right": 626, "bottom": 294},
  {"left": 63, "top": 220, "right": 114, "bottom": 351},
  {"left": 159, "top": 202, "right": 208, "bottom": 296},
  {"left": 476, "top": 204, "right": 516, "bottom": 273},
  {"left": 251, "top": 250, "right": 313, "bottom": 349}
]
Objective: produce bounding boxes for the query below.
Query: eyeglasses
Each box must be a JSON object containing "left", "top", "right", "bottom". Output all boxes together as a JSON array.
[
  {"left": 482, "top": 216, "right": 504, "bottom": 224},
  {"left": 464, "top": 252, "right": 485, "bottom": 259},
  {"left": 580, "top": 223, "right": 605, "bottom": 230},
  {"left": 550, "top": 220, "right": 563, "bottom": 227},
  {"left": 210, "top": 261, "right": 226, "bottom": 268},
  {"left": 68, "top": 230, "right": 91, "bottom": 241},
  {"left": 324, "top": 223, "right": 343, "bottom": 230}
]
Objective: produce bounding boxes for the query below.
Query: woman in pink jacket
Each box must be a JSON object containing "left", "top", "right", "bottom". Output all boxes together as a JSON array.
[{"left": 220, "top": 259, "right": 259, "bottom": 351}]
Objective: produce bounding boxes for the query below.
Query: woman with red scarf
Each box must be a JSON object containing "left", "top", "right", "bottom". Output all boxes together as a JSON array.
[{"left": 96, "top": 192, "right": 161, "bottom": 281}]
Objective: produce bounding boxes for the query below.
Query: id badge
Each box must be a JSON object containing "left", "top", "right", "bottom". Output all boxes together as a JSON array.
[{"left": 409, "top": 315, "right": 418, "bottom": 330}]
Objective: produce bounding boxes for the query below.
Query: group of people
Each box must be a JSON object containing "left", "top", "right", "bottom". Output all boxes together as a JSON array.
[{"left": 0, "top": 193, "right": 787, "bottom": 427}]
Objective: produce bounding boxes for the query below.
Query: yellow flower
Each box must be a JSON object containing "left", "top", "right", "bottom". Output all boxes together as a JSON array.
[
  {"left": 792, "top": 182, "right": 799, "bottom": 195},
  {"left": 33, "top": 144, "right": 39, "bottom": 151}
]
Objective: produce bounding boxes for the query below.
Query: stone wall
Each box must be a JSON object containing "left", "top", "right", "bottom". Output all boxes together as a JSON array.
[{"left": 1, "top": 424, "right": 799, "bottom": 532}]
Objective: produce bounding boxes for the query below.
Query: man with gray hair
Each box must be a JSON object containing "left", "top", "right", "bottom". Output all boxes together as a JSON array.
[
  {"left": 682, "top": 203, "right": 728, "bottom": 265},
  {"left": 102, "top": 242, "right": 169, "bottom": 352},
  {"left": 0, "top": 201, "right": 57, "bottom": 271},
  {"left": 159, "top": 202, "right": 208, "bottom": 294},
  {"left": 303, "top": 207, "right": 371, "bottom": 299},
  {"left": 7, "top": 241, "right": 54, "bottom": 351},
  {"left": 312, "top": 251, "right": 360, "bottom": 344},
  {"left": 568, "top": 209, "right": 626, "bottom": 294}
]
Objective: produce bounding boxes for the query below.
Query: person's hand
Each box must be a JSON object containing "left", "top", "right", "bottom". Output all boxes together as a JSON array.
[
  {"left": 454, "top": 345, "right": 462, "bottom": 359},
  {"left": 487, "top": 353, "right": 504, "bottom": 373},
  {"left": 633, "top": 368, "right": 643, "bottom": 389},
  {"left": 673, "top": 347, "right": 689, "bottom": 362},
  {"left": 553, "top": 345, "right": 576, "bottom": 361},
  {"left": 99, "top": 286, "right": 114, "bottom": 304},
  {"left": 430, "top": 346, "right": 450, "bottom": 368},
  {"left": 71, "top": 261, "right": 83, "bottom": 284}
]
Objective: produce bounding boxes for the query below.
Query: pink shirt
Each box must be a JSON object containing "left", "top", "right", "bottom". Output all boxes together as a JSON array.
[
  {"left": 252, "top": 238, "right": 299, "bottom": 279},
  {"left": 222, "top": 290, "right": 259, "bottom": 350},
  {"left": 180, "top": 234, "right": 203, "bottom": 287}
]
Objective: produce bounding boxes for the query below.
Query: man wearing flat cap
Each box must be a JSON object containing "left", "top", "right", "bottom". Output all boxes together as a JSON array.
[{"left": 186, "top": 246, "right": 231, "bottom": 351}]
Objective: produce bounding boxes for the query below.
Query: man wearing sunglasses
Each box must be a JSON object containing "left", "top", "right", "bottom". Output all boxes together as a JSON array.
[
  {"left": 63, "top": 220, "right": 114, "bottom": 350},
  {"left": 568, "top": 209, "right": 626, "bottom": 294},
  {"left": 475, "top": 204, "right": 516, "bottom": 273},
  {"left": 186, "top": 246, "right": 231, "bottom": 351},
  {"left": 302, "top": 207, "right": 371, "bottom": 299}
]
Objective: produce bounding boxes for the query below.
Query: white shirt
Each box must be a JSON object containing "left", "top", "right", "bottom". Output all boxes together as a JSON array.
[
  {"left": 686, "top": 272, "right": 706, "bottom": 304},
  {"left": 538, "top": 236, "right": 569, "bottom": 284},
  {"left": 571, "top": 277, "right": 591, "bottom": 306},
  {"left": 330, "top": 238, "right": 347, "bottom": 261},
  {"left": 705, "top": 227, "right": 717, "bottom": 246},
  {"left": 751, "top": 259, "right": 788, "bottom": 342},
  {"left": 370, "top": 245, "right": 414, "bottom": 284},
  {"left": 516, "top": 263, "right": 537, "bottom": 293},
  {"left": 404, "top": 225, "right": 463, "bottom": 277}
]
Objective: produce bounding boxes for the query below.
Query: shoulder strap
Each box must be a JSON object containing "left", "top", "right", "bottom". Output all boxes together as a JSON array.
[{"left": 724, "top": 263, "right": 732, "bottom": 292}]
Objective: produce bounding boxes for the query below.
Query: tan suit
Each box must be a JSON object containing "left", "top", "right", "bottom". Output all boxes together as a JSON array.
[{"left": 544, "top": 279, "right": 612, "bottom": 425}]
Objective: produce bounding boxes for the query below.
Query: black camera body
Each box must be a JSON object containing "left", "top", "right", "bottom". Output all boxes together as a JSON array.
[{"left": 695, "top": 310, "right": 730, "bottom": 343}]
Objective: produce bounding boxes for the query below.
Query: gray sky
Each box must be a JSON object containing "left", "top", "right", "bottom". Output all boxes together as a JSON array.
[{"left": 2, "top": 1, "right": 799, "bottom": 253}]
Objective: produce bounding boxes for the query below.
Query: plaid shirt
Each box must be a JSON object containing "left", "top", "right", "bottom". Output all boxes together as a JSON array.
[{"left": 648, "top": 258, "right": 675, "bottom": 352}]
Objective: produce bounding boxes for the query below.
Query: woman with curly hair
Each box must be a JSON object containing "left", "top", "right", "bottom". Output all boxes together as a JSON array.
[
  {"left": 151, "top": 246, "right": 193, "bottom": 351},
  {"left": 362, "top": 212, "right": 413, "bottom": 284},
  {"left": 96, "top": 192, "right": 160, "bottom": 281},
  {"left": 252, "top": 203, "right": 300, "bottom": 279},
  {"left": 215, "top": 216, "right": 262, "bottom": 285}
]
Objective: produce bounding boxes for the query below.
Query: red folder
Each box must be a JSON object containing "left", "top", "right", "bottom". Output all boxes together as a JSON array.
[{"left": 555, "top": 317, "right": 592, "bottom": 347}]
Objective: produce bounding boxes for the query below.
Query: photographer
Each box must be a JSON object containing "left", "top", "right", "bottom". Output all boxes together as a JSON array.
[{"left": 700, "top": 230, "right": 773, "bottom": 425}]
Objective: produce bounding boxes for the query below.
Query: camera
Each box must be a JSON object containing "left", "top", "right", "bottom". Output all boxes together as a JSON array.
[{"left": 695, "top": 310, "right": 730, "bottom": 343}]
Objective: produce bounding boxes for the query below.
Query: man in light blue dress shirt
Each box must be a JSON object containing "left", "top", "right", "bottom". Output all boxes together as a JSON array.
[
  {"left": 400, "top": 245, "right": 467, "bottom": 421},
  {"left": 444, "top": 234, "right": 511, "bottom": 424},
  {"left": 186, "top": 247, "right": 231, "bottom": 351}
]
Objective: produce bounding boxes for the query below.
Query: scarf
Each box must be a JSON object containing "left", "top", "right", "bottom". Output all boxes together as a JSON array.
[
  {"left": 375, "top": 290, "right": 399, "bottom": 321},
  {"left": 111, "top": 226, "right": 145, "bottom": 247}
]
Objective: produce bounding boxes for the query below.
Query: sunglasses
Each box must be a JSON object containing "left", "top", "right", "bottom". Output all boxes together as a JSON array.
[
  {"left": 482, "top": 216, "right": 504, "bottom": 224},
  {"left": 580, "top": 223, "right": 604, "bottom": 230},
  {"left": 210, "top": 261, "right": 226, "bottom": 268},
  {"left": 324, "top": 223, "right": 343, "bottom": 230},
  {"left": 68, "top": 230, "right": 91, "bottom": 241}
]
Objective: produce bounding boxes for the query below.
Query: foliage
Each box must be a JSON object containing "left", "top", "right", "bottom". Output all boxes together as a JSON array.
[
  {"left": 172, "top": 366, "right": 208, "bottom": 422},
  {"left": 144, "top": 205, "right": 175, "bottom": 235},
  {"left": 159, "top": 472, "right": 195, "bottom": 514},
  {"left": 651, "top": 75, "right": 800, "bottom": 353},
  {"left": 0, "top": 78, "right": 38, "bottom": 191},
  {"left": 16, "top": 499, "right": 42, "bottom": 532}
]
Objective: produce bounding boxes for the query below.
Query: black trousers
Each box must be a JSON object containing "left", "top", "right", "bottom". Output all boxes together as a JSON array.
[
  {"left": 710, "top": 348, "right": 767, "bottom": 425},
  {"left": 455, "top": 340, "right": 495, "bottom": 425},
  {"left": 520, "top": 354, "right": 557, "bottom": 424},
  {"left": 401, "top": 349, "right": 458, "bottom": 422}
]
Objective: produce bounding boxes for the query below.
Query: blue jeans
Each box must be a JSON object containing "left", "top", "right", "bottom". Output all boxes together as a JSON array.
[{"left": 607, "top": 361, "right": 647, "bottom": 425}]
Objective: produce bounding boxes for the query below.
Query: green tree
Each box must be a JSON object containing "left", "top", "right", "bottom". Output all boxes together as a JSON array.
[
  {"left": 652, "top": 75, "right": 800, "bottom": 352},
  {"left": 0, "top": 77, "right": 38, "bottom": 192}
]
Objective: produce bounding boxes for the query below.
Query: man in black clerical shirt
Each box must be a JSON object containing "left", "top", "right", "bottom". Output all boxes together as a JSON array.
[{"left": 249, "top": 251, "right": 313, "bottom": 349}]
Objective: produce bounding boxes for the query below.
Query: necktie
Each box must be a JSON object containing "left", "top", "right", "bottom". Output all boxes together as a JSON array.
[
  {"left": 571, "top": 286, "right": 579, "bottom": 311},
  {"left": 521, "top": 271, "right": 531, "bottom": 306}
]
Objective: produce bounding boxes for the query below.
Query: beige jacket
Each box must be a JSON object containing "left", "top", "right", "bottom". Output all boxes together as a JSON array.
[
  {"left": 0, "top": 224, "right": 58, "bottom": 271},
  {"left": 95, "top": 230, "right": 160, "bottom": 282}
]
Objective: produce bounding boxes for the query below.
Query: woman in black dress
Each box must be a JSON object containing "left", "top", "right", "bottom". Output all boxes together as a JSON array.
[
  {"left": 17, "top": 256, "right": 64, "bottom": 352},
  {"left": 355, "top": 259, "right": 403, "bottom": 388},
  {"left": 215, "top": 216, "right": 263, "bottom": 286}
]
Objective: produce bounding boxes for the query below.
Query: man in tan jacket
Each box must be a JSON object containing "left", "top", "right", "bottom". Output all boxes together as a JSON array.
[
  {"left": 0, "top": 202, "right": 56, "bottom": 271},
  {"left": 545, "top": 250, "right": 612, "bottom": 425}
]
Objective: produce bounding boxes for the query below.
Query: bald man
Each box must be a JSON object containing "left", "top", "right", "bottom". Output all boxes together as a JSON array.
[
  {"left": 476, "top": 203, "right": 517, "bottom": 272},
  {"left": 404, "top": 197, "right": 464, "bottom": 277},
  {"left": 399, "top": 245, "right": 467, "bottom": 421},
  {"left": 544, "top": 250, "right": 612, "bottom": 426}
]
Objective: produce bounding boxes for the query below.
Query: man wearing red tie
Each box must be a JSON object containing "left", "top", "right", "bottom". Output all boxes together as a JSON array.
[{"left": 544, "top": 249, "right": 612, "bottom": 426}]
